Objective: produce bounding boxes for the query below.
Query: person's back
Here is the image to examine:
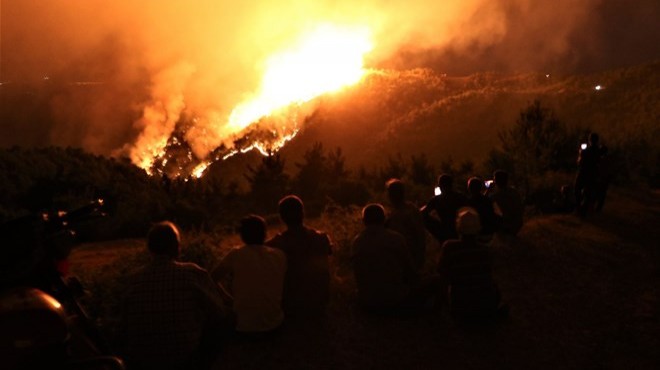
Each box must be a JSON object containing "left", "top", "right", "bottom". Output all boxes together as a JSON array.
[
  {"left": 267, "top": 195, "right": 331, "bottom": 316},
  {"left": 491, "top": 187, "right": 523, "bottom": 235},
  {"left": 214, "top": 215, "right": 286, "bottom": 333},
  {"left": 385, "top": 179, "right": 427, "bottom": 270},
  {"left": 123, "top": 260, "right": 225, "bottom": 368},
  {"left": 466, "top": 177, "right": 500, "bottom": 237},
  {"left": 489, "top": 171, "right": 523, "bottom": 236},
  {"left": 422, "top": 174, "right": 468, "bottom": 242},
  {"left": 353, "top": 204, "right": 417, "bottom": 310},
  {"left": 437, "top": 209, "right": 501, "bottom": 321},
  {"left": 268, "top": 226, "right": 331, "bottom": 314},
  {"left": 122, "top": 222, "right": 227, "bottom": 370}
]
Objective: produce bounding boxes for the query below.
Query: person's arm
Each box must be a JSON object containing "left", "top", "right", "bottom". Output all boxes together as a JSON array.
[
  {"left": 421, "top": 198, "right": 443, "bottom": 241},
  {"left": 211, "top": 250, "right": 233, "bottom": 281},
  {"left": 323, "top": 233, "right": 333, "bottom": 256}
]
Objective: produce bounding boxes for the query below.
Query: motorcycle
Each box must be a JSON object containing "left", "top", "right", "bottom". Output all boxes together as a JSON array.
[{"left": 0, "top": 200, "right": 125, "bottom": 369}]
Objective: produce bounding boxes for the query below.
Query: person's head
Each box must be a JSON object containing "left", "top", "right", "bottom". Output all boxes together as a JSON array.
[
  {"left": 148, "top": 221, "right": 181, "bottom": 258},
  {"left": 437, "top": 174, "right": 453, "bottom": 192},
  {"left": 467, "top": 177, "right": 484, "bottom": 196},
  {"left": 386, "top": 178, "right": 405, "bottom": 205},
  {"left": 589, "top": 132, "right": 600, "bottom": 146},
  {"left": 456, "top": 207, "right": 481, "bottom": 236},
  {"left": 493, "top": 170, "right": 509, "bottom": 188},
  {"left": 239, "top": 215, "right": 267, "bottom": 245},
  {"left": 362, "top": 203, "right": 386, "bottom": 226},
  {"left": 278, "top": 195, "right": 304, "bottom": 228}
]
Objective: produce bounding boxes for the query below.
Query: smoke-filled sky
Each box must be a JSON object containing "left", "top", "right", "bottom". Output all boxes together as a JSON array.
[{"left": 1, "top": 0, "right": 658, "bottom": 162}]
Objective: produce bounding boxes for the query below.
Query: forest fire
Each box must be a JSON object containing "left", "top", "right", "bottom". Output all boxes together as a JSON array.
[{"left": 135, "top": 24, "right": 373, "bottom": 179}]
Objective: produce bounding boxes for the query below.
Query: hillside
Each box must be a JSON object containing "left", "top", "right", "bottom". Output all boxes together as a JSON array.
[{"left": 275, "top": 61, "right": 659, "bottom": 174}]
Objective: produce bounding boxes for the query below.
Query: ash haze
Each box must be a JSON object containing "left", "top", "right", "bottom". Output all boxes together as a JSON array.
[{"left": 1, "top": 0, "right": 658, "bottom": 167}]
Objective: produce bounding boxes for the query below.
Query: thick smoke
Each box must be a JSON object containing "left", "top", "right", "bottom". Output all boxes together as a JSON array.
[{"left": 2, "top": 0, "right": 657, "bottom": 164}]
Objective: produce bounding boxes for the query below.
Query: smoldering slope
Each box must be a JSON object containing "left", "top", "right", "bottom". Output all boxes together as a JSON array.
[{"left": 2, "top": 0, "right": 656, "bottom": 166}]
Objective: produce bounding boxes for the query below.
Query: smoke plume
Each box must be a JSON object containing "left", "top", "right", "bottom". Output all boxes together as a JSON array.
[{"left": 2, "top": 0, "right": 657, "bottom": 169}]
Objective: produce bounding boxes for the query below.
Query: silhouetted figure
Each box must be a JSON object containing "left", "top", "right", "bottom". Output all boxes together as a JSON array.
[
  {"left": 489, "top": 171, "right": 523, "bottom": 236},
  {"left": 213, "top": 215, "right": 286, "bottom": 335},
  {"left": 594, "top": 145, "right": 611, "bottom": 212},
  {"left": 437, "top": 208, "right": 507, "bottom": 323},
  {"left": 121, "top": 221, "right": 228, "bottom": 370},
  {"left": 385, "top": 179, "right": 427, "bottom": 270},
  {"left": 421, "top": 174, "right": 468, "bottom": 243},
  {"left": 352, "top": 204, "right": 440, "bottom": 314},
  {"left": 466, "top": 177, "right": 501, "bottom": 241},
  {"left": 575, "top": 133, "right": 605, "bottom": 217},
  {"left": 266, "top": 195, "right": 332, "bottom": 317},
  {"left": 554, "top": 184, "right": 576, "bottom": 214}
]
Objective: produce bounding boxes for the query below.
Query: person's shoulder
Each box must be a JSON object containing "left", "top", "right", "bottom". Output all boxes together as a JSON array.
[
  {"left": 384, "top": 228, "right": 407, "bottom": 244},
  {"left": 264, "top": 245, "right": 287, "bottom": 263},
  {"left": 265, "top": 233, "right": 284, "bottom": 248},
  {"left": 441, "top": 239, "right": 462, "bottom": 251},
  {"left": 174, "top": 260, "right": 207, "bottom": 273},
  {"left": 305, "top": 226, "right": 331, "bottom": 243}
]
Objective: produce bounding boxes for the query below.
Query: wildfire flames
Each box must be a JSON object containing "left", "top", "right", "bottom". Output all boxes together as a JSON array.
[{"left": 134, "top": 24, "right": 373, "bottom": 178}]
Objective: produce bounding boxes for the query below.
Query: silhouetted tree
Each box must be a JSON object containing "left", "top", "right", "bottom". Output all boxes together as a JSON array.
[
  {"left": 489, "top": 100, "right": 577, "bottom": 196},
  {"left": 410, "top": 153, "right": 435, "bottom": 186},
  {"left": 246, "top": 153, "right": 289, "bottom": 213}
]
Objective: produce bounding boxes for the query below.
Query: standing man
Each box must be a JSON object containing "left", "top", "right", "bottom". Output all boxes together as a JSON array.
[
  {"left": 575, "top": 132, "right": 604, "bottom": 217},
  {"left": 489, "top": 170, "right": 524, "bottom": 236}
]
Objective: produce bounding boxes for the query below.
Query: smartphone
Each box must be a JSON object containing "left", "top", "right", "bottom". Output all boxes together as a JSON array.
[
  {"left": 485, "top": 180, "right": 494, "bottom": 189},
  {"left": 580, "top": 143, "right": 587, "bottom": 150},
  {"left": 434, "top": 186, "right": 441, "bottom": 196}
]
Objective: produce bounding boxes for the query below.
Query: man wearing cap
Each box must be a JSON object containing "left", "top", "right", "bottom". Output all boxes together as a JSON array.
[{"left": 437, "top": 208, "right": 506, "bottom": 321}]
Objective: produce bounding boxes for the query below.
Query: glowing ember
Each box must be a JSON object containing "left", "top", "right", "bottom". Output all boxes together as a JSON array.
[{"left": 228, "top": 24, "right": 373, "bottom": 131}]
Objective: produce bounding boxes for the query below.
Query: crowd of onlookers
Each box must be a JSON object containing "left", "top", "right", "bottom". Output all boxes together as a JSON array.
[
  {"left": 119, "top": 133, "right": 609, "bottom": 369},
  {"left": 119, "top": 169, "right": 524, "bottom": 370}
]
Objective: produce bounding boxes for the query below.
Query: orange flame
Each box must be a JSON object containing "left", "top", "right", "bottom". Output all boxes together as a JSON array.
[
  {"left": 132, "top": 23, "right": 373, "bottom": 178},
  {"left": 228, "top": 24, "right": 373, "bottom": 131}
]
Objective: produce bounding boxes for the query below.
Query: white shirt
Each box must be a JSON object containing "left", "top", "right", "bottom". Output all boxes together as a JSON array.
[{"left": 220, "top": 244, "right": 287, "bottom": 332}]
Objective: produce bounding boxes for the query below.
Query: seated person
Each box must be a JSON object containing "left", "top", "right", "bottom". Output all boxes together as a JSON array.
[
  {"left": 352, "top": 204, "right": 425, "bottom": 313},
  {"left": 121, "top": 221, "right": 228, "bottom": 370},
  {"left": 213, "top": 215, "right": 287, "bottom": 334},
  {"left": 437, "top": 208, "right": 507, "bottom": 322},
  {"left": 267, "top": 195, "right": 332, "bottom": 316},
  {"left": 385, "top": 179, "right": 427, "bottom": 270}
]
